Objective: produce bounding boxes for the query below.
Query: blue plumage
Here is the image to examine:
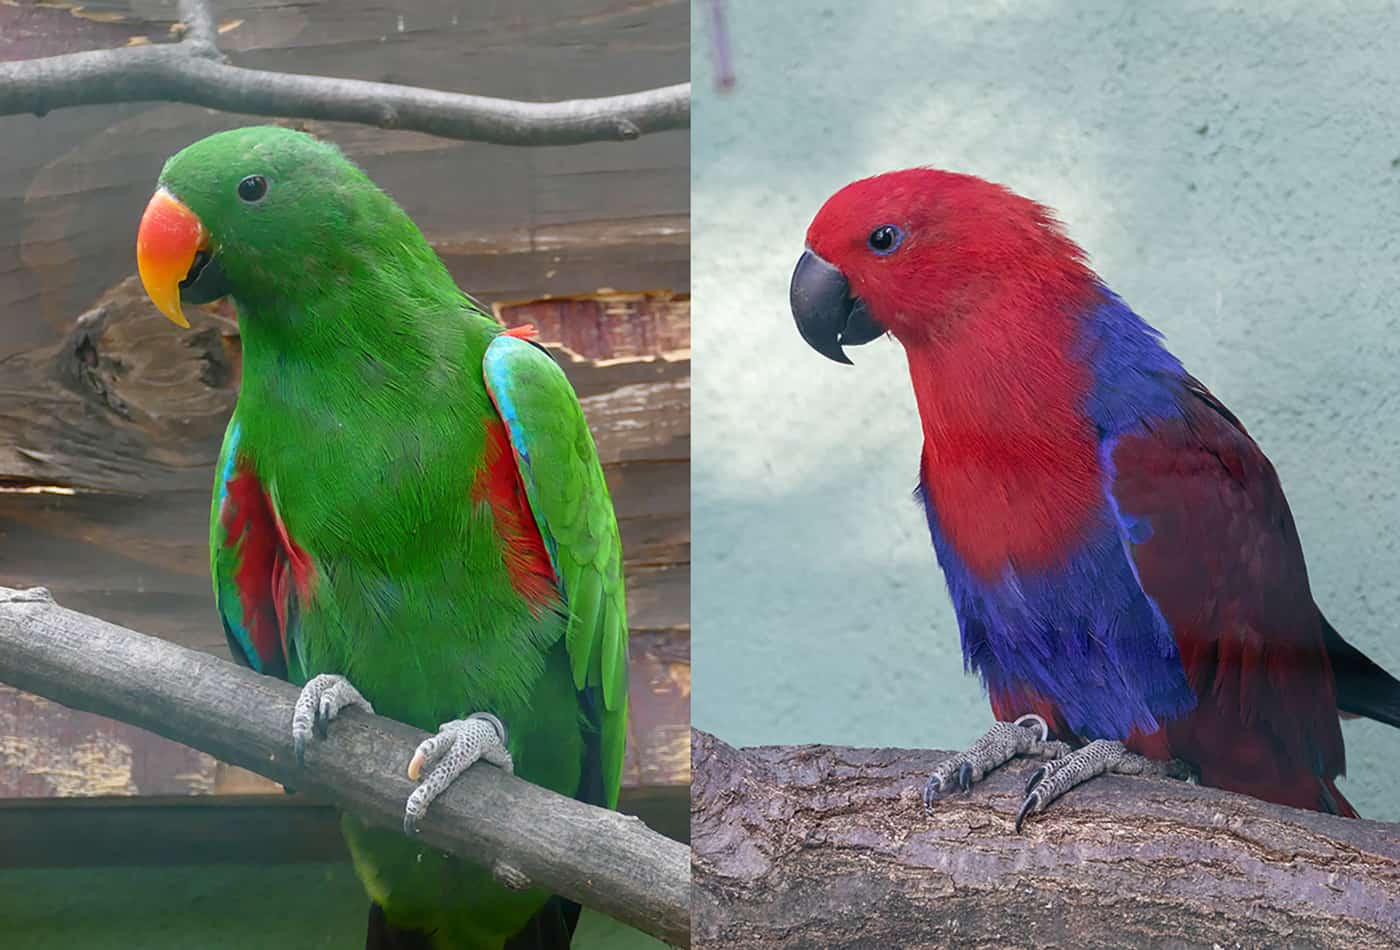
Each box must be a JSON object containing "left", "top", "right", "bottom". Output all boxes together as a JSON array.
[{"left": 917, "top": 285, "right": 1198, "bottom": 739}]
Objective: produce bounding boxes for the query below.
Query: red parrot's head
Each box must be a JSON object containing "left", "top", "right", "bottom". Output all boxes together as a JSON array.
[{"left": 791, "top": 168, "right": 1090, "bottom": 363}]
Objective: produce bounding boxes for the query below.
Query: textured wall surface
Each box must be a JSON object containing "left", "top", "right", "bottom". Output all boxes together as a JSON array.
[
  {"left": 1, "top": 864, "right": 657, "bottom": 950},
  {"left": 691, "top": 0, "right": 1400, "bottom": 818}
]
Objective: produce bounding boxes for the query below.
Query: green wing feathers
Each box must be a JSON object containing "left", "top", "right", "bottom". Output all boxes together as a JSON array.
[{"left": 482, "top": 334, "right": 629, "bottom": 808}]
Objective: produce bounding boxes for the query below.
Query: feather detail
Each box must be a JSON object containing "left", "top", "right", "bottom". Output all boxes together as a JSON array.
[
  {"left": 217, "top": 463, "right": 297, "bottom": 678},
  {"left": 566, "top": 572, "right": 603, "bottom": 690},
  {"left": 472, "top": 418, "right": 558, "bottom": 609}
]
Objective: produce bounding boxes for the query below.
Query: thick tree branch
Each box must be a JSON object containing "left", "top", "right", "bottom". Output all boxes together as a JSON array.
[
  {"left": 692, "top": 729, "right": 1400, "bottom": 949},
  {"left": 0, "top": 586, "right": 690, "bottom": 948},
  {"left": 0, "top": 0, "right": 688, "bottom": 146}
]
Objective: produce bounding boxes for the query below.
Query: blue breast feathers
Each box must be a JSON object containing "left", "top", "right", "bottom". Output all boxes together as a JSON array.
[{"left": 918, "top": 285, "right": 1198, "bottom": 740}]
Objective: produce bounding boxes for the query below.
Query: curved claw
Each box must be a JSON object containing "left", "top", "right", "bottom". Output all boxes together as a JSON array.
[
  {"left": 1015, "top": 789, "right": 1042, "bottom": 833},
  {"left": 1024, "top": 764, "right": 1049, "bottom": 797},
  {"left": 957, "top": 761, "right": 974, "bottom": 792},
  {"left": 290, "top": 674, "right": 374, "bottom": 768},
  {"left": 922, "top": 775, "right": 942, "bottom": 809}
]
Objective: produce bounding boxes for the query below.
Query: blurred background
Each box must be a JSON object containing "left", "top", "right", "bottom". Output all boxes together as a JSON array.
[
  {"left": 691, "top": 0, "right": 1400, "bottom": 819},
  {"left": 0, "top": 1, "right": 688, "bottom": 947}
]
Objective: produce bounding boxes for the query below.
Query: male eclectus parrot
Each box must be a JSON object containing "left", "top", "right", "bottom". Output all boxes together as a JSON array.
[
  {"left": 135, "top": 126, "right": 628, "bottom": 949},
  {"left": 790, "top": 168, "right": 1400, "bottom": 826}
]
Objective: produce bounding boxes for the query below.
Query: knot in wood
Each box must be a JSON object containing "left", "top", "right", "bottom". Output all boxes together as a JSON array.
[
  {"left": 492, "top": 859, "right": 531, "bottom": 891},
  {"left": 0, "top": 586, "right": 54, "bottom": 604}
]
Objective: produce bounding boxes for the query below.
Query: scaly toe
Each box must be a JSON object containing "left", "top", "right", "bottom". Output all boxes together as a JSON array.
[
  {"left": 402, "top": 713, "right": 512, "bottom": 836},
  {"left": 291, "top": 674, "right": 374, "bottom": 766},
  {"left": 921, "top": 715, "right": 1069, "bottom": 812}
]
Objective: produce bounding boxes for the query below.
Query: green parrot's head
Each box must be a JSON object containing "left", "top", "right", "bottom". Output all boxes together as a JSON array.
[{"left": 136, "top": 126, "right": 400, "bottom": 327}]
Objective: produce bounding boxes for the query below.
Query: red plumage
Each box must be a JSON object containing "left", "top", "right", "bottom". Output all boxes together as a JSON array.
[
  {"left": 222, "top": 465, "right": 305, "bottom": 675},
  {"left": 799, "top": 167, "right": 1399, "bottom": 816},
  {"left": 472, "top": 417, "right": 557, "bottom": 610},
  {"left": 1112, "top": 380, "right": 1352, "bottom": 813}
]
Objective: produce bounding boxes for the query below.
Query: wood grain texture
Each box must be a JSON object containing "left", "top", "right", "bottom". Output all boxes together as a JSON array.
[
  {"left": 499, "top": 291, "right": 690, "bottom": 360},
  {"left": 691, "top": 729, "right": 1400, "bottom": 949},
  {"left": 0, "top": 0, "right": 688, "bottom": 350},
  {"left": 0, "top": 587, "right": 690, "bottom": 947}
]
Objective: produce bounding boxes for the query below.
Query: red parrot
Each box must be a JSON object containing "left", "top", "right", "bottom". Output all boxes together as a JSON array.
[{"left": 790, "top": 168, "right": 1400, "bottom": 825}]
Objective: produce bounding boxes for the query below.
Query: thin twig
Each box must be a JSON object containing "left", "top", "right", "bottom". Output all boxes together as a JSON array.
[
  {"left": 0, "top": 0, "right": 689, "bottom": 146},
  {"left": 706, "top": 0, "right": 736, "bottom": 90},
  {"left": 0, "top": 586, "right": 691, "bottom": 947}
]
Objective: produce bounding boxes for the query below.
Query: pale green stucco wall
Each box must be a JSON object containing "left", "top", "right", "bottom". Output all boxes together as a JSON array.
[{"left": 691, "top": 0, "right": 1400, "bottom": 818}]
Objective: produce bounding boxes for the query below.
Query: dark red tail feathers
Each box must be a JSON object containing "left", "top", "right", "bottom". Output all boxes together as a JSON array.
[
  {"left": 365, "top": 897, "right": 582, "bottom": 950},
  {"left": 1323, "top": 617, "right": 1400, "bottom": 731}
]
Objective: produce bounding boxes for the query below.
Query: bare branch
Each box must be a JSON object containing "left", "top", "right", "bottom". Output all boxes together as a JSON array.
[
  {"left": 176, "top": 0, "right": 221, "bottom": 55},
  {"left": 0, "top": 586, "right": 690, "bottom": 947},
  {"left": 0, "top": 2, "right": 689, "bottom": 146},
  {"left": 692, "top": 729, "right": 1400, "bottom": 949}
]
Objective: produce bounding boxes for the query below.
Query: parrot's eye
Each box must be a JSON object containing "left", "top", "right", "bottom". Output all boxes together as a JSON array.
[
  {"left": 867, "top": 224, "right": 903, "bottom": 256},
  {"left": 237, "top": 175, "right": 269, "bottom": 203}
]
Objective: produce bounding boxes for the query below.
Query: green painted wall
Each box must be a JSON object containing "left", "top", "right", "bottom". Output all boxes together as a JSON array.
[
  {"left": 691, "top": 0, "right": 1400, "bottom": 818},
  {"left": 1, "top": 864, "right": 660, "bottom": 948}
]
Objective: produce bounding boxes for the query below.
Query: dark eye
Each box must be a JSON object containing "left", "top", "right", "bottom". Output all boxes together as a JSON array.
[
  {"left": 868, "top": 224, "right": 903, "bottom": 255},
  {"left": 237, "top": 175, "right": 268, "bottom": 203}
]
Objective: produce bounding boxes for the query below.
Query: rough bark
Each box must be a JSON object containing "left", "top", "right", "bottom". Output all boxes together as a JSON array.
[
  {"left": 691, "top": 728, "right": 1400, "bottom": 949},
  {"left": 0, "top": 0, "right": 688, "bottom": 146},
  {"left": 0, "top": 586, "right": 690, "bottom": 948}
]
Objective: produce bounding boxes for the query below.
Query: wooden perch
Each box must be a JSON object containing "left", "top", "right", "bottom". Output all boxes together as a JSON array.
[
  {"left": 691, "top": 729, "right": 1400, "bottom": 949},
  {"left": 0, "top": 587, "right": 690, "bottom": 948},
  {"left": 0, "top": 0, "right": 688, "bottom": 146}
]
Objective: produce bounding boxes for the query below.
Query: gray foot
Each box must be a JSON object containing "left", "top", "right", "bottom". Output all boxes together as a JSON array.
[
  {"left": 1015, "top": 738, "right": 1193, "bottom": 832},
  {"left": 923, "top": 714, "right": 1073, "bottom": 808},
  {"left": 292, "top": 673, "right": 375, "bottom": 765},
  {"left": 404, "top": 712, "right": 513, "bottom": 835}
]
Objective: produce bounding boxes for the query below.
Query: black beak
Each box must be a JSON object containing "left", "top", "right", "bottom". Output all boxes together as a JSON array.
[
  {"left": 789, "top": 250, "right": 885, "bottom": 364},
  {"left": 179, "top": 251, "right": 229, "bottom": 306}
]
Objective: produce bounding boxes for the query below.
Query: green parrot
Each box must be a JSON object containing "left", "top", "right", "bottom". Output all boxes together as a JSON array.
[{"left": 134, "top": 126, "right": 629, "bottom": 950}]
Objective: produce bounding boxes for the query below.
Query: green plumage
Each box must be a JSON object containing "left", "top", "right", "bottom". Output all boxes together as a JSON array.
[{"left": 160, "top": 127, "right": 627, "bottom": 949}]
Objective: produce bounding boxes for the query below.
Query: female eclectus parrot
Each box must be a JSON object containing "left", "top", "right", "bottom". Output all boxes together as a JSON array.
[
  {"left": 790, "top": 168, "right": 1400, "bottom": 827},
  {"left": 135, "top": 126, "right": 628, "bottom": 949}
]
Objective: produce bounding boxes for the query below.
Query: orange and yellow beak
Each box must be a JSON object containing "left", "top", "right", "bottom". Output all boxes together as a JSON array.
[{"left": 135, "top": 188, "right": 208, "bottom": 329}]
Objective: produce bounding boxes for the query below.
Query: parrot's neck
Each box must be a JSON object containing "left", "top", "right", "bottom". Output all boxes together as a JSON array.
[
  {"left": 907, "top": 280, "right": 1108, "bottom": 580},
  {"left": 908, "top": 279, "right": 1189, "bottom": 581},
  {"left": 227, "top": 262, "right": 501, "bottom": 510}
]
